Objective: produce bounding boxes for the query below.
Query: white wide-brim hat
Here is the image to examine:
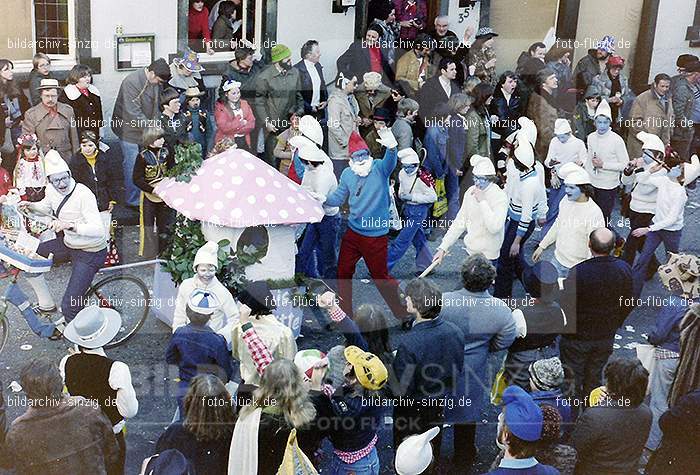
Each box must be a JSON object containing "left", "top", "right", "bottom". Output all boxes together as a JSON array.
[{"left": 63, "top": 305, "right": 122, "bottom": 349}]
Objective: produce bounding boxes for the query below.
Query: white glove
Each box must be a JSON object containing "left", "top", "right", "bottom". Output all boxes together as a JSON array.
[{"left": 376, "top": 127, "right": 398, "bottom": 149}]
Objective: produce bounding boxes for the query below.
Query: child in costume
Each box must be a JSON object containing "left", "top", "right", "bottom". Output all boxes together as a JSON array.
[
  {"left": 183, "top": 86, "right": 212, "bottom": 160},
  {"left": 13, "top": 133, "right": 46, "bottom": 202},
  {"left": 172, "top": 241, "right": 239, "bottom": 349}
]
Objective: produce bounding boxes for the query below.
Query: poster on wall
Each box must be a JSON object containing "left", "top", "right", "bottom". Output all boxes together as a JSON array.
[{"left": 449, "top": 0, "right": 481, "bottom": 46}]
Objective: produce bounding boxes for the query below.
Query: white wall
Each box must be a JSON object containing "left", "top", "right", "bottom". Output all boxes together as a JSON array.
[
  {"left": 90, "top": 0, "right": 178, "bottom": 141},
  {"left": 276, "top": 0, "right": 356, "bottom": 84},
  {"left": 649, "top": 0, "right": 698, "bottom": 84}
]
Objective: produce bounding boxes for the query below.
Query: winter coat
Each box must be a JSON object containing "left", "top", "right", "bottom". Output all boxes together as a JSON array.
[
  {"left": 59, "top": 83, "right": 104, "bottom": 138},
  {"left": 446, "top": 113, "right": 469, "bottom": 170},
  {"left": 22, "top": 102, "right": 80, "bottom": 159},
  {"left": 294, "top": 60, "right": 329, "bottom": 116},
  {"left": 464, "top": 107, "right": 492, "bottom": 160},
  {"left": 336, "top": 40, "right": 395, "bottom": 85},
  {"left": 670, "top": 74, "right": 696, "bottom": 142},
  {"left": 572, "top": 101, "right": 596, "bottom": 144},
  {"left": 628, "top": 89, "right": 674, "bottom": 160},
  {"left": 214, "top": 100, "right": 255, "bottom": 147},
  {"left": 355, "top": 83, "right": 393, "bottom": 121},
  {"left": 391, "top": 116, "right": 414, "bottom": 151},
  {"left": 211, "top": 16, "right": 239, "bottom": 50},
  {"left": 424, "top": 124, "right": 448, "bottom": 178},
  {"left": 471, "top": 46, "right": 497, "bottom": 86},
  {"left": 394, "top": 0, "right": 428, "bottom": 41},
  {"left": 111, "top": 67, "right": 162, "bottom": 144},
  {"left": 489, "top": 89, "right": 523, "bottom": 142},
  {"left": 439, "top": 289, "right": 516, "bottom": 422},
  {"left": 591, "top": 70, "right": 635, "bottom": 125},
  {"left": 69, "top": 150, "right": 122, "bottom": 212},
  {"left": 156, "top": 423, "right": 230, "bottom": 475},
  {"left": 327, "top": 89, "right": 359, "bottom": 160},
  {"left": 573, "top": 50, "right": 605, "bottom": 96},
  {"left": 222, "top": 60, "right": 265, "bottom": 103},
  {"left": 418, "top": 75, "right": 459, "bottom": 123},
  {"left": 527, "top": 90, "right": 563, "bottom": 160},
  {"left": 184, "top": 107, "right": 212, "bottom": 155},
  {"left": 254, "top": 64, "right": 304, "bottom": 133},
  {"left": 0, "top": 397, "right": 120, "bottom": 475},
  {"left": 395, "top": 50, "right": 435, "bottom": 98}
]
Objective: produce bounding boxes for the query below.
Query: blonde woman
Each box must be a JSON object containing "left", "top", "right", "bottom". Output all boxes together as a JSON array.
[{"left": 228, "top": 359, "right": 318, "bottom": 475}]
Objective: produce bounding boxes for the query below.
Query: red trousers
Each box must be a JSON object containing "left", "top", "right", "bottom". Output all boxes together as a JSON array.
[{"left": 337, "top": 228, "right": 408, "bottom": 320}]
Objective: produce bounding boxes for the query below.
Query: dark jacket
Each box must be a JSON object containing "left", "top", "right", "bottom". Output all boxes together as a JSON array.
[
  {"left": 670, "top": 74, "right": 696, "bottom": 142},
  {"left": 294, "top": 60, "right": 329, "bottom": 116},
  {"left": 573, "top": 50, "right": 604, "bottom": 97},
  {"left": 133, "top": 146, "right": 173, "bottom": 195},
  {"left": 561, "top": 256, "right": 634, "bottom": 341},
  {"left": 28, "top": 70, "right": 57, "bottom": 106},
  {"left": 156, "top": 422, "right": 231, "bottom": 475},
  {"left": 0, "top": 396, "right": 120, "bottom": 475},
  {"left": 159, "top": 111, "right": 191, "bottom": 152},
  {"left": 418, "top": 75, "right": 459, "bottom": 124},
  {"left": 489, "top": 89, "right": 523, "bottom": 142},
  {"left": 166, "top": 324, "right": 235, "bottom": 384},
  {"left": 211, "top": 16, "right": 240, "bottom": 50},
  {"left": 509, "top": 301, "right": 565, "bottom": 353},
  {"left": 256, "top": 409, "right": 321, "bottom": 475},
  {"left": 337, "top": 40, "right": 395, "bottom": 85},
  {"left": 392, "top": 317, "right": 465, "bottom": 401},
  {"left": 59, "top": 84, "right": 104, "bottom": 138},
  {"left": 647, "top": 294, "right": 691, "bottom": 353},
  {"left": 572, "top": 400, "right": 652, "bottom": 475},
  {"left": 254, "top": 64, "right": 304, "bottom": 129},
  {"left": 69, "top": 150, "right": 122, "bottom": 211},
  {"left": 424, "top": 123, "right": 448, "bottom": 178},
  {"left": 111, "top": 67, "right": 162, "bottom": 143},
  {"left": 222, "top": 60, "right": 265, "bottom": 103},
  {"left": 572, "top": 101, "right": 596, "bottom": 145},
  {"left": 531, "top": 389, "right": 574, "bottom": 425},
  {"left": 647, "top": 389, "right": 700, "bottom": 475}
]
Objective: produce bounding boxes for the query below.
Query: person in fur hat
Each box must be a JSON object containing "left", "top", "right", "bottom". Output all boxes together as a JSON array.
[
  {"left": 321, "top": 128, "right": 409, "bottom": 320},
  {"left": 533, "top": 163, "right": 605, "bottom": 278},
  {"left": 387, "top": 148, "right": 437, "bottom": 274},
  {"left": 172, "top": 241, "right": 239, "bottom": 348}
]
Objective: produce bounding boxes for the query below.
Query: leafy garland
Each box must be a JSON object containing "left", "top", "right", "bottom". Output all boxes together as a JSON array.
[{"left": 165, "top": 142, "right": 204, "bottom": 183}]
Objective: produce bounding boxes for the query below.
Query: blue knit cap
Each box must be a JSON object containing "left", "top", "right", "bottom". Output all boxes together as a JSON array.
[{"left": 501, "top": 385, "right": 543, "bottom": 441}]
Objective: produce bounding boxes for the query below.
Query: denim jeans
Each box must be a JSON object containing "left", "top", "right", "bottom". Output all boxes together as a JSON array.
[
  {"left": 551, "top": 255, "right": 570, "bottom": 279},
  {"left": 36, "top": 237, "right": 108, "bottom": 323},
  {"left": 494, "top": 218, "right": 536, "bottom": 299},
  {"left": 296, "top": 214, "right": 340, "bottom": 280},
  {"left": 542, "top": 185, "right": 566, "bottom": 234},
  {"left": 120, "top": 140, "right": 141, "bottom": 207},
  {"left": 388, "top": 203, "right": 432, "bottom": 272},
  {"left": 592, "top": 187, "right": 618, "bottom": 227},
  {"left": 632, "top": 229, "right": 682, "bottom": 297},
  {"left": 329, "top": 446, "right": 380, "bottom": 475},
  {"left": 646, "top": 356, "right": 679, "bottom": 450},
  {"left": 445, "top": 167, "right": 460, "bottom": 222},
  {"left": 5, "top": 283, "right": 56, "bottom": 338}
]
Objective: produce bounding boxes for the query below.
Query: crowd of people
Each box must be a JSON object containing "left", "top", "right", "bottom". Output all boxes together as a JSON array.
[{"left": 2, "top": 0, "right": 700, "bottom": 473}]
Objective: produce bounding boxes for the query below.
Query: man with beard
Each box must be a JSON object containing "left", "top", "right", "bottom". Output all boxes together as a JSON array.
[
  {"left": 573, "top": 35, "right": 615, "bottom": 100},
  {"left": 395, "top": 33, "right": 436, "bottom": 98},
  {"left": 320, "top": 129, "right": 409, "bottom": 321}
]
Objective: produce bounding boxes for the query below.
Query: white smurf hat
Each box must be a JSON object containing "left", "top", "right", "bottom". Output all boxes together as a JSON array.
[
  {"left": 554, "top": 118, "right": 572, "bottom": 135},
  {"left": 192, "top": 241, "right": 219, "bottom": 271},
  {"left": 559, "top": 162, "right": 591, "bottom": 185},
  {"left": 395, "top": 426, "right": 440, "bottom": 475},
  {"left": 636, "top": 132, "right": 665, "bottom": 154},
  {"left": 470, "top": 154, "right": 495, "bottom": 176},
  {"left": 43, "top": 149, "right": 70, "bottom": 176},
  {"left": 398, "top": 148, "right": 419, "bottom": 165}
]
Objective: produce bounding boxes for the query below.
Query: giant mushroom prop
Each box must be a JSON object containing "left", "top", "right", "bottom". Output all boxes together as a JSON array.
[{"left": 155, "top": 147, "right": 324, "bottom": 281}]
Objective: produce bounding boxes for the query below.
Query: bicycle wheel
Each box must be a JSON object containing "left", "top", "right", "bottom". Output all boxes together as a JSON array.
[
  {"left": 0, "top": 312, "right": 8, "bottom": 355},
  {"left": 83, "top": 274, "right": 150, "bottom": 348}
]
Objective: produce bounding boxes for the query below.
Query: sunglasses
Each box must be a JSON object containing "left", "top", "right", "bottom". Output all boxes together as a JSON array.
[{"left": 300, "top": 159, "right": 319, "bottom": 167}]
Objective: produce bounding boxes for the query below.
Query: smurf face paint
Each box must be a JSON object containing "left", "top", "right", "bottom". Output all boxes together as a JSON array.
[
  {"left": 565, "top": 184, "right": 582, "bottom": 201},
  {"left": 474, "top": 176, "right": 491, "bottom": 190},
  {"left": 595, "top": 116, "right": 611, "bottom": 134},
  {"left": 556, "top": 133, "right": 570, "bottom": 143},
  {"left": 403, "top": 164, "right": 418, "bottom": 175}
]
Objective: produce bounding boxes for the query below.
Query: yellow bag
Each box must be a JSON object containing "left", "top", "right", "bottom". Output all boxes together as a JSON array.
[
  {"left": 432, "top": 178, "right": 448, "bottom": 218},
  {"left": 276, "top": 428, "right": 319, "bottom": 475},
  {"left": 490, "top": 368, "right": 508, "bottom": 406}
]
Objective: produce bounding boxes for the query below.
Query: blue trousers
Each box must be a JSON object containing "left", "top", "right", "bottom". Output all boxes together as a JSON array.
[
  {"left": 120, "top": 140, "right": 141, "bottom": 207},
  {"left": 36, "top": 238, "right": 108, "bottom": 323},
  {"left": 632, "top": 229, "right": 681, "bottom": 297},
  {"left": 5, "top": 283, "right": 56, "bottom": 338},
  {"left": 543, "top": 185, "right": 566, "bottom": 234},
  {"left": 494, "top": 218, "right": 536, "bottom": 299},
  {"left": 329, "top": 446, "right": 380, "bottom": 475},
  {"left": 445, "top": 167, "right": 460, "bottom": 222},
  {"left": 388, "top": 203, "right": 432, "bottom": 272},
  {"left": 296, "top": 214, "right": 340, "bottom": 280}
]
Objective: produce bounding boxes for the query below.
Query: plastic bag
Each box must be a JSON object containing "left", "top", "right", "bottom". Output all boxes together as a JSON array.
[
  {"left": 490, "top": 367, "right": 507, "bottom": 406},
  {"left": 276, "top": 428, "right": 319, "bottom": 475},
  {"left": 432, "top": 178, "right": 448, "bottom": 218}
]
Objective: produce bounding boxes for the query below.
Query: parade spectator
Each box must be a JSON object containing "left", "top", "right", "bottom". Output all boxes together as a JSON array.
[
  {"left": 214, "top": 79, "right": 255, "bottom": 152},
  {"left": 394, "top": 0, "right": 427, "bottom": 43},
  {"left": 527, "top": 68, "right": 561, "bottom": 161},
  {"left": 585, "top": 99, "right": 629, "bottom": 226},
  {"left": 573, "top": 35, "right": 615, "bottom": 99},
  {"left": 527, "top": 358, "right": 573, "bottom": 427},
  {"left": 27, "top": 53, "right": 55, "bottom": 106},
  {"left": 571, "top": 357, "right": 652, "bottom": 475},
  {"left": 156, "top": 374, "right": 235, "bottom": 474},
  {"left": 534, "top": 404, "right": 578, "bottom": 474},
  {"left": 387, "top": 148, "right": 437, "bottom": 274},
  {"left": 0, "top": 358, "right": 120, "bottom": 475},
  {"left": 489, "top": 385, "right": 558, "bottom": 475},
  {"left": 669, "top": 60, "right": 700, "bottom": 159},
  {"left": 490, "top": 71, "right": 523, "bottom": 153},
  {"left": 188, "top": 0, "right": 213, "bottom": 53},
  {"left": 166, "top": 51, "right": 205, "bottom": 115},
  {"left": 545, "top": 46, "right": 574, "bottom": 112},
  {"left": 422, "top": 102, "right": 450, "bottom": 180},
  {"left": 628, "top": 74, "right": 674, "bottom": 160},
  {"left": 183, "top": 86, "right": 213, "bottom": 158},
  {"left": 323, "top": 129, "right": 409, "bottom": 320},
  {"left": 274, "top": 113, "right": 302, "bottom": 175},
  {"left": 463, "top": 83, "right": 494, "bottom": 189},
  {"left": 295, "top": 40, "right": 329, "bottom": 123},
  {"left": 1, "top": 59, "right": 30, "bottom": 174},
  {"left": 369, "top": 3, "right": 400, "bottom": 65},
  {"left": 430, "top": 18, "right": 472, "bottom": 84},
  {"left": 433, "top": 154, "right": 509, "bottom": 264},
  {"left": 222, "top": 46, "right": 264, "bottom": 104},
  {"left": 396, "top": 34, "right": 436, "bottom": 98},
  {"left": 505, "top": 262, "right": 566, "bottom": 389},
  {"left": 337, "top": 25, "right": 395, "bottom": 85},
  {"left": 470, "top": 27, "right": 499, "bottom": 86},
  {"left": 392, "top": 97, "right": 419, "bottom": 151},
  {"left": 533, "top": 163, "right": 605, "bottom": 278},
  {"left": 572, "top": 85, "right": 600, "bottom": 145},
  {"left": 254, "top": 44, "right": 304, "bottom": 166},
  {"left": 172, "top": 241, "right": 240, "bottom": 347},
  {"left": 559, "top": 228, "right": 634, "bottom": 403},
  {"left": 327, "top": 73, "right": 360, "bottom": 173},
  {"left": 167, "top": 289, "right": 235, "bottom": 417},
  {"left": 355, "top": 71, "right": 392, "bottom": 140},
  {"left": 515, "top": 42, "right": 547, "bottom": 108},
  {"left": 111, "top": 58, "right": 171, "bottom": 208},
  {"left": 59, "top": 64, "right": 104, "bottom": 139},
  {"left": 392, "top": 278, "right": 465, "bottom": 459},
  {"left": 418, "top": 57, "right": 459, "bottom": 124},
  {"left": 228, "top": 359, "right": 319, "bottom": 475},
  {"left": 211, "top": 1, "right": 242, "bottom": 50},
  {"left": 60, "top": 305, "right": 139, "bottom": 474},
  {"left": 22, "top": 78, "right": 79, "bottom": 160},
  {"left": 590, "top": 55, "right": 635, "bottom": 132},
  {"left": 440, "top": 254, "right": 516, "bottom": 467},
  {"left": 13, "top": 133, "right": 47, "bottom": 202}
]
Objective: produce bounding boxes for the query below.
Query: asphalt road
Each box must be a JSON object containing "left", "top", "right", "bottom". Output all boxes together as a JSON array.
[{"left": 1, "top": 188, "right": 699, "bottom": 474}]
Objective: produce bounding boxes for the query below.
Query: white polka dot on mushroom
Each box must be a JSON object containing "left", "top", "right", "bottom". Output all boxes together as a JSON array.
[
  {"left": 296, "top": 207, "right": 305, "bottom": 215},
  {"left": 297, "top": 193, "right": 306, "bottom": 201},
  {"left": 287, "top": 196, "right": 296, "bottom": 204},
  {"left": 214, "top": 169, "right": 224, "bottom": 176},
  {"left": 279, "top": 210, "right": 289, "bottom": 218},
  {"left": 190, "top": 184, "right": 200, "bottom": 193},
  {"left": 230, "top": 208, "right": 242, "bottom": 218},
  {"left": 231, "top": 176, "right": 243, "bottom": 185},
  {"left": 214, "top": 201, "right": 224, "bottom": 210},
  {"left": 256, "top": 177, "right": 266, "bottom": 187},
  {"left": 228, "top": 162, "right": 238, "bottom": 169},
  {"left": 265, "top": 194, "right": 275, "bottom": 203},
  {"left": 195, "top": 202, "right": 205, "bottom": 209},
  {"left": 226, "top": 191, "right": 236, "bottom": 199},
  {"left": 244, "top": 162, "right": 255, "bottom": 170},
  {"left": 273, "top": 181, "right": 281, "bottom": 188},
  {"left": 212, "top": 182, "right": 223, "bottom": 189},
  {"left": 259, "top": 209, "right": 268, "bottom": 218},
  {"left": 247, "top": 196, "right": 256, "bottom": 204},
  {"left": 173, "top": 198, "right": 184, "bottom": 207},
  {"left": 287, "top": 183, "right": 297, "bottom": 191}
]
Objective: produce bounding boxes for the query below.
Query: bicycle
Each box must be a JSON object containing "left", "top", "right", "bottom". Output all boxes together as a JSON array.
[{"left": 0, "top": 259, "right": 161, "bottom": 353}]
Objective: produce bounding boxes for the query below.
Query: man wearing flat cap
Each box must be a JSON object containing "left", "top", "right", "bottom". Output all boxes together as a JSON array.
[{"left": 670, "top": 60, "right": 700, "bottom": 159}]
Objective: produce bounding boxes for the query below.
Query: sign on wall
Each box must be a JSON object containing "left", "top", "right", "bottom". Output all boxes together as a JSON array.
[
  {"left": 448, "top": 0, "right": 481, "bottom": 45},
  {"left": 115, "top": 34, "right": 156, "bottom": 71}
]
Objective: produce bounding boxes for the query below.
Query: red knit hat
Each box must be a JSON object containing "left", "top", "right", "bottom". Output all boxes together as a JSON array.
[
  {"left": 348, "top": 131, "right": 369, "bottom": 156},
  {"left": 608, "top": 55, "right": 625, "bottom": 68}
]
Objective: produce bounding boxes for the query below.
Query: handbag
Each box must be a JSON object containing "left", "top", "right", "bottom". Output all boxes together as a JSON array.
[
  {"left": 0, "top": 127, "right": 14, "bottom": 155},
  {"left": 432, "top": 178, "right": 448, "bottom": 218},
  {"left": 490, "top": 367, "right": 508, "bottom": 406}
]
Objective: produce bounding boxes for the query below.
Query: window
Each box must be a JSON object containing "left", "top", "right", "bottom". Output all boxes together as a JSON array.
[{"left": 236, "top": 225, "right": 270, "bottom": 260}]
